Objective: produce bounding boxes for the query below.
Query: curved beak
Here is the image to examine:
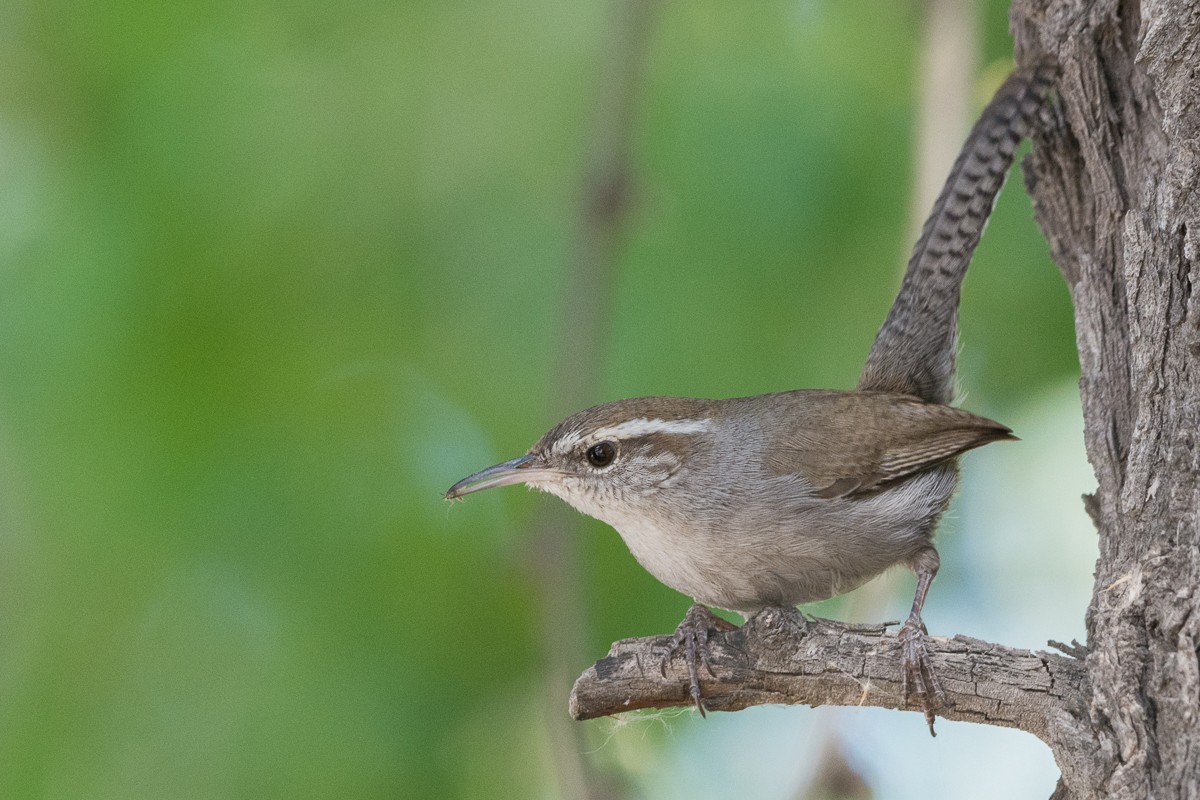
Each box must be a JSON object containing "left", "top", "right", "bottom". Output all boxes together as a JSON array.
[{"left": 444, "top": 454, "right": 557, "bottom": 500}]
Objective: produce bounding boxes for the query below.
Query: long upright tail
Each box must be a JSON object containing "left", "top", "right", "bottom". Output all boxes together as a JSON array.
[{"left": 858, "top": 62, "right": 1056, "bottom": 404}]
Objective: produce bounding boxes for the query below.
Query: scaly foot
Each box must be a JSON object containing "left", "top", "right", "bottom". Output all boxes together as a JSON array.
[
  {"left": 659, "top": 603, "right": 738, "bottom": 716},
  {"left": 898, "top": 617, "right": 946, "bottom": 736}
]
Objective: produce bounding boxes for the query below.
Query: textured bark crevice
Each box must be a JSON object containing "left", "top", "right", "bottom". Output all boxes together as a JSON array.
[
  {"left": 569, "top": 2, "right": 1198, "bottom": 797},
  {"left": 1013, "top": 0, "right": 1200, "bottom": 796}
]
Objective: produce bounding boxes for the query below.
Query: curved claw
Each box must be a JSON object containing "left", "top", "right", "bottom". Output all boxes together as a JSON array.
[
  {"left": 898, "top": 618, "right": 945, "bottom": 736},
  {"left": 659, "top": 604, "right": 738, "bottom": 716}
]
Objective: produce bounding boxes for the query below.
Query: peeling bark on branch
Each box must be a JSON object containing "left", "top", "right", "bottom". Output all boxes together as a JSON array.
[{"left": 571, "top": 611, "right": 1087, "bottom": 742}]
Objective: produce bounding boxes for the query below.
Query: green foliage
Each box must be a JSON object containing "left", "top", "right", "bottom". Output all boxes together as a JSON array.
[{"left": 0, "top": 0, "right": 1076, "bottom": 797}]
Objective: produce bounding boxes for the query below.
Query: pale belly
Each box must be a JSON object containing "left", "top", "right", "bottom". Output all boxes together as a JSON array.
[{"left": 606, "top": 468, "right": 956, "bottom": 614}]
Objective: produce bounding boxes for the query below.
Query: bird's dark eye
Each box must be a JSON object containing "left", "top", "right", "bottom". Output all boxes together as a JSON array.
[{"left": 586, "top": 441, "right": 616, "bottom": 468}]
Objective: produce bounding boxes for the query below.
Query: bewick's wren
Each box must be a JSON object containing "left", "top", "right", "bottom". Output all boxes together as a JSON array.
[{"left": 447, "top": 64, "right": 1054, "bottom": 730}]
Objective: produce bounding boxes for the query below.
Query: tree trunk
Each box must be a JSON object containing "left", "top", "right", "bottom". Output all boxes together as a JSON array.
[{"left": 1012, "top": 1, "right": 1200, "bottom": 796}]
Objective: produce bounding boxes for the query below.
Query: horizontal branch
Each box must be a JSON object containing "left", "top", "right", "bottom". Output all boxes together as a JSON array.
[{"left": 570, "top": 608, "right": 1088, "bottom": 741}]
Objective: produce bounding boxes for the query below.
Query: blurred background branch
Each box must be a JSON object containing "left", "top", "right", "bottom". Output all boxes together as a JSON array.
[
  {"left": 910, "top": 0, "right": 979, "bottom": 238},
  {"left": 530, "top": 0, "right": 660, "bottom": 798}
]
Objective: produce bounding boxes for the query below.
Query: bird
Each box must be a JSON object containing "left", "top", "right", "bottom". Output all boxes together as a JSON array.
[{"left": 446, "top": 62, "right": 1055, "bottom": 732}]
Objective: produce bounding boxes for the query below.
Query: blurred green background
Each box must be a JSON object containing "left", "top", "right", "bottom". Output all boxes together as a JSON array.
[{"left": 0, "top": 1, "right": 1090, "bottom": 798}]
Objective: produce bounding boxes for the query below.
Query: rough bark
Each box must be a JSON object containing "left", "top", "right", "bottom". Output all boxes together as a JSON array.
[
  {"left": 571, "top": 2, "right": 1200, "bottom": 797},
  {"left": 1012, "top": 0, "right": 1200, "bottom": 797},
  {"left": 570, "top": 610, "right": 1087, "bottom": 742}
]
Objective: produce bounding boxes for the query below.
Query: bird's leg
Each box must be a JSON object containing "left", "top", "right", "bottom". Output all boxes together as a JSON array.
[
  {"left": 899, "top": 548, "right": 945, "bottom": 736},
  {"left": 660, "top": 603, "right": 738, "bottom": 716}
]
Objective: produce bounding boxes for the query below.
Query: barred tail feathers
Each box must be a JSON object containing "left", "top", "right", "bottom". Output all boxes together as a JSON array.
[{"left": 858, "top": 63, "right": 1056, "bottom": 404}]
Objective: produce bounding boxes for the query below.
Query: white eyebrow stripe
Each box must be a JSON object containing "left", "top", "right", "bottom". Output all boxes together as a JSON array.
[{"left": 590, "top": 417, "right": 712, "bottom": 441}]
